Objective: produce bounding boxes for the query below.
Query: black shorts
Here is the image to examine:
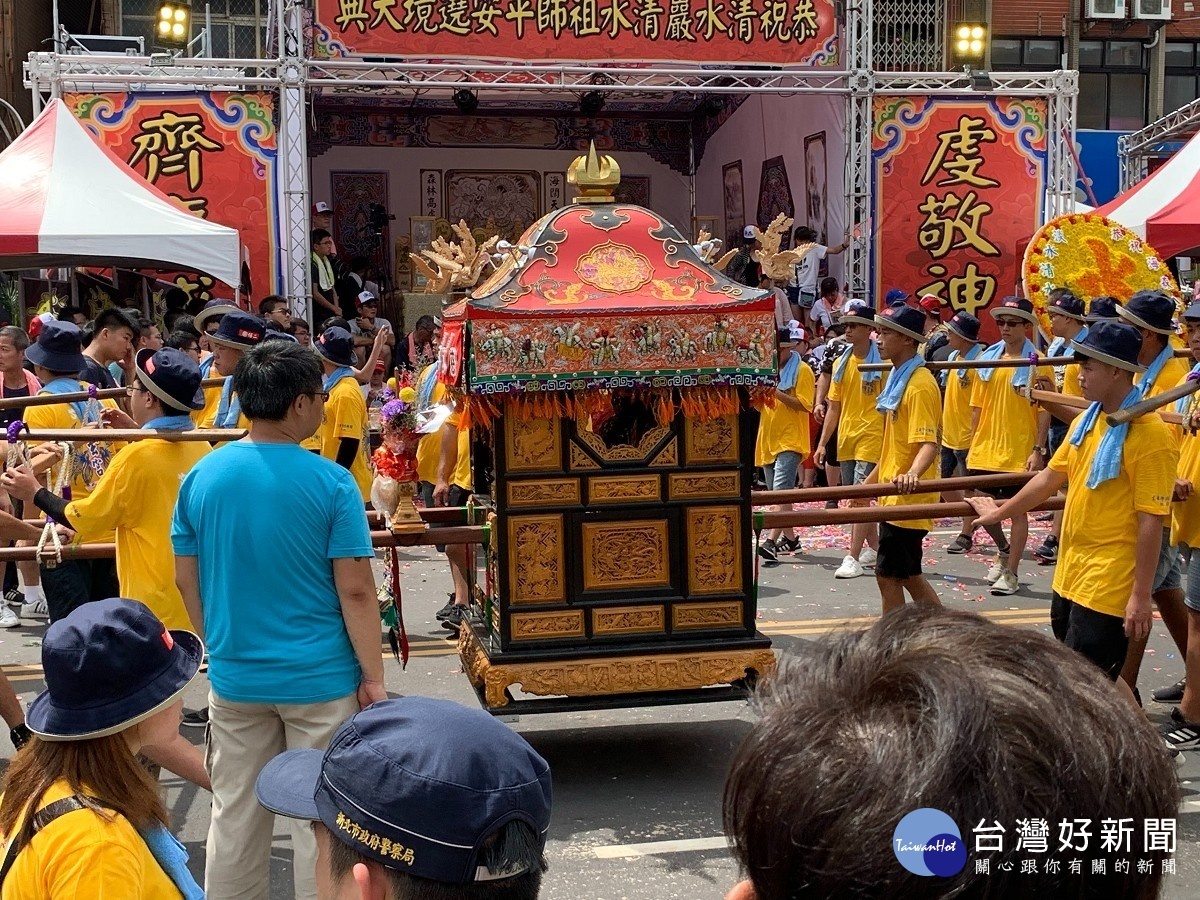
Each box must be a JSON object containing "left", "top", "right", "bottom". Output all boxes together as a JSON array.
[
  {"left": 1050, "top": 592, "right": 1128, "bottom": 681},
  {"left": 876, "top": 523, "right": 928, "bottom": 580},
  {"left": 418, "top": 481, "right": 469, "bottom": 552},
  {"left": 965, "top": 468, "right": 1021, "bottom": 501},
  {"left": 825, "top": 427, "right": 840, "bottom": 467}
]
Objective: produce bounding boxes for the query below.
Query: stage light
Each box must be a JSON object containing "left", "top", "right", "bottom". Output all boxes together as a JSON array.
[
  {"left": 156, "top": 2, "right": 190, "bottom": 48},
  {"left": 452, "top": 89, "right": 479, "bottom": 114},
  {"left": 580, "top": 90, "right": 606, "bottom": 117},
  {"left": 953, "top": 22, "right": 987, "bottom": 60}
]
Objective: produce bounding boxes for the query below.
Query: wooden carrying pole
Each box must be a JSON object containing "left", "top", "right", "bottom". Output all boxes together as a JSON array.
[
  {"left": 752, "top": 472, "right": 1032, "bottom": 507},
  {"left": 14, "top": 428, "right": 246, "bottom": 442},
  {"left": 0, "top": 376, "right": 227, "bottom": 410},
  {"left": 858, "top": 348, "right": 1190, "bottom": 374},
  {"left": 1106, "top": 377, "right": 1200, "bottom": 426},
  {"left": 760, "top": 496, "right": 1065, "bottom": 529}
]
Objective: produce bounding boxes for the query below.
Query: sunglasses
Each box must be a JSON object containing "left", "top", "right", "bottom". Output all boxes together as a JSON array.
[{"left": 995, "top": 318, "right": 1025, "bottom": 327}]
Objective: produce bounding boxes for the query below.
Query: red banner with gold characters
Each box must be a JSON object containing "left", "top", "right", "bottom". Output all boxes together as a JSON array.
[
  {"left": 63, "top": 92, "right": 279, "bottom": 303},
  {"left": 313, "top": 0, "right": 839, "bottom": 66},
  {"left": 872, "top": 98, "right": 1047, "bottom": 344}
]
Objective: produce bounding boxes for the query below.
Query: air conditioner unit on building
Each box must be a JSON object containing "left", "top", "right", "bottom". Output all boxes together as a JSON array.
[
  {"left": 1134, "top": 0, "right": 1172, "bottom": 20},
  {"left": 1084, "top": 0, "right": 1127, "bottom": 18}
]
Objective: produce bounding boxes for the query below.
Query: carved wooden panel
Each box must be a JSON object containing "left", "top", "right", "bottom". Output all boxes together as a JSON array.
[
  {"left": 510, "top": 610, "right": 585, "bottom": 641},
  {"left": 648, "top": 437, "right": 678, "bottom": 468},
  {"left": 672, "top": 601, "right": 743, "bottom": 631},
  {"left": 507, "top": 515, "right": 565, "bottom": 604},
  {"left": 504, "top": 415, "right": 562, "bottom": 472},
  {"left": 668, "top": 471, "right": 740, "bottom": 500},
  {"left": 588, "top": 475, "right": 661, "bottom": 504},
  {"left": 507, "top": 478, "right": 581, "bottom": 508},
  {"left": 581, "top": 519, "right": 670, "bottom": 591},
  {"left": 683, "top": 414, "right": 739, "bottom": 464},
  {"left": 686, "top": 505, "right": 741, "bottom": 595},
  {"left": 569, "top": 441, "right": 600, "bottom": 470},
  {"left": 576, "top": 425, "right": 671, "bottom": 464},
  {"left": 592, "top": 605, "right": 666, "bottom": 636}
]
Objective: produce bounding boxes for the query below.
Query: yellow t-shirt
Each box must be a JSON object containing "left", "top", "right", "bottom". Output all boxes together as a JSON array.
[
  {"left": 827, "top": 345, "right": 886, "bottom": 463},
  {"left": 65, "top": 438, "right": 209, "bottom": 631},
  {"left": 1049, "top": 414, "right": 1177, "bottom": 617},
  {"left": 1172, "top": 427, "right": 1200, "bottom": 549},
  {"left": 415, "top": 381, "right": 471, "bottom": 490},
  {"left": 754, "top": 359, "right": 814, "bottom": 466},
  {"left": 1061, "top": 361, "right": 1083, "bottom": 399},
  {"left": 320, "top": 375, "right": 372, "bottom": 499},
  {"left": 1137, "top": 353, "right": 1190, "bottom": 400},
  {"left": 878, "top": 367, "right": 942, "bottom": 532},
  {"left": 0, "top": 781, "right": 182, "bottom": 900},
  {"left": 966, "top": 360, "right": 1053, "bottom": 472},
  {"left": 940, "top": 361, "right": 977, "bottom": 452},
  {"left": 194, "top": 384, "right": 222, "bottom": 428}
]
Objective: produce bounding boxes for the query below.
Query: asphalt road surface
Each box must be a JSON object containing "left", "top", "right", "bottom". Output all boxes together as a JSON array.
[{"left": 0, "top": 514, "right": 1197, "bottom": 899}]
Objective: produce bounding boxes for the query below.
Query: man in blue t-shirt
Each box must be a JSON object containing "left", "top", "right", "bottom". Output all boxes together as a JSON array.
[{"left": 172, "top": 341, "right": 384, "bottom": 900}]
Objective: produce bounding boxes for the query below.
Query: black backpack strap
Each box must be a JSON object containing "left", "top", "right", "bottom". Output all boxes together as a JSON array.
[{"left": 0, "top": 795, "right": 93, "bottom": 886}]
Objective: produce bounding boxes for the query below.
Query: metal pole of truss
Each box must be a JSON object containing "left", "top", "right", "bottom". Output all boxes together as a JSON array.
[
  {"left": 277, "top": 1, "right": 311, "bottom": 323},
  {"left": 1044, "top": 69, "right": 1079, "bottom": 221},
  {"left": 844, "top": 0, "right": 873, "bottom": 300}
]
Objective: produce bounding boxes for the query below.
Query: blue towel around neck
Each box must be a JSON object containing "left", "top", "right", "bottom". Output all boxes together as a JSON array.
[
  {"left": 139, "top": 824, "right": 204, "bottom": 900},
  {"left": 142, "top": 414, "right": 195, "bottom": 431},
  {"left": 833, "top": 340, "right": 882, "bottom": 385},
  {"left": 1068, "top": 387, "right": 1141, "bottom": 489},
  {"left": 39, "top": 377, "right": 93, "bottom": 424},
  {"left": 876, "top": 354, "right": 926, "bottom": 413},
  {"left": 778, "top": 349, "right": 802, "bottom": 392},
  {"left": 1177, "top": 363, "right": 1200, "bottom": 414},
  {"left": 947, "top": 343, "right": 982, "bottom": 388},
  {"left": 977, "top": 338, "right": 1038, "bottom": 386},
  {"left": 213, "top": 378, "right": 241, "bottom": 428},
  {"left": 323, "top": 365, "right": 356, "bottom": 393},
  {"left": 1137, "top": 344, "right": 1175, "bottom": 399},
  {"left": 416, "top": 363, "right": 439, "bottom": 410}
]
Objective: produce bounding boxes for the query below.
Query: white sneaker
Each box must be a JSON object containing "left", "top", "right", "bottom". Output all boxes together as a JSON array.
[
  {"left": 990, "top": 570, "right": 1020, "bottom": 595},
  {"left": 20, "top": 597, "right": 48, "bottom": 619},
  {"left": 859, "top": 547, "right": 878, "bottom": 568},
  {"left": 0, "top": 606, "right": 18, "bottom": 628},
  {"left": 987, "top": 562, "right": 1005, "bottom": 583},
  {"left": 835, "top": 555, "right": 866, "bottom": 579}
]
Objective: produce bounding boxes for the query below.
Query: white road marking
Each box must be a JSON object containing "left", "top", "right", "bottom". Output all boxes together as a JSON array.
[{"left": 594, "top": 836, "right": 729, "bottom": 858}]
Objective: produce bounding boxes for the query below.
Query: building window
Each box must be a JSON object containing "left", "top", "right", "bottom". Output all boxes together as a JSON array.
[
  {"left": 1077, "top": 40, "right": 1149, "bottom": 130},
  {"left": 1165, "top": 42, "right": 1200, "bottom": 115},
  {"left": 120, "top": 0, "right": 267, "bottom": 58},
  {"left": 991, "top": 38, "right": 1064, "bottom": 71}
]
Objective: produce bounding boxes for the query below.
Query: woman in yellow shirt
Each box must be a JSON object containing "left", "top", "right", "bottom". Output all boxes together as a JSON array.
[{"left": 0, "top": 599, "right": 203, "bottom": 899}]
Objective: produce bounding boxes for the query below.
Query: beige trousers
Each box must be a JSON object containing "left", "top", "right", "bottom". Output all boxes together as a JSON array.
[{"left": 203, "top": 688, "right": 360, "bottom": 900}]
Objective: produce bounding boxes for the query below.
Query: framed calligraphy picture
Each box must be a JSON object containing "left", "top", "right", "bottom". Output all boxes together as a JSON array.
[
  {"left": 802, "top": 135, "right": 827, "bottom": 244},
  {"left": 722, "top": 161, "right": 744, "bottom": 249},
  {"left": 410, "top": 216, "right": 436, "bottom": 290}
]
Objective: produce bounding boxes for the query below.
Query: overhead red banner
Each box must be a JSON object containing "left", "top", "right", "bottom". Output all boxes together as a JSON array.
[
  {"left": 872, "top": 98, "right": 1047, "bottom": 344},
  {"left": 313, "top": 0, "right": 839, "bottom": 66},
  {"left": 64, "top": 92, "right": 280, "bottom": 303}
]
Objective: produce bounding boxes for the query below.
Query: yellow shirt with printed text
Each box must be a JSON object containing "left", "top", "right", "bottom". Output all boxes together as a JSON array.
[
  {"left": 65, "top": 438, "right": 208, "bottom": 631},
  {"left": 940, "top": 362, "right": 977, "bottom": 452},
  {"left": 320, "top": 375, "right": 372, "bottom": 499},
  {"left": 0, "top": 780, "right": 182, "bottom": 900},
  {"left": 755, "top": 359, "right": 814, "bottom": 466},
  {"left": 878, "top": 367, "right": 942, "bottom": 532},
  {"left": 966, "top": 360, "right": 1053, "bottom": 472},
  {"left": 1049, "top": 414, "right": 1177, "bottom": 617},
  {"left": 827, "top": 346, "right": 886, "bottom": 463}
]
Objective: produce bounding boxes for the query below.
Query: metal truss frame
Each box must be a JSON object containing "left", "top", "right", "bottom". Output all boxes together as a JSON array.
[
  {"left": 1119, "top": 95, "right": 1200, "bottom": 191},
  {"left": 24, "top": 0, "right": 1076, "bottom": 312}
]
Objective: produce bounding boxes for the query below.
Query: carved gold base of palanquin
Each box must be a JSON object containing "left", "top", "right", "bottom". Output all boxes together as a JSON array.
[{"left": 458, "top": 626, "right": 776, "bottom": 708}]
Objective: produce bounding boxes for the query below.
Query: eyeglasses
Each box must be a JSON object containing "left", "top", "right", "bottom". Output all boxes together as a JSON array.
[
  {"left": 308, "top": 391, "right": 330, "bottom": 402},
  {"left": 995, "top": 318, "right": 1025, "bottom": 328}
]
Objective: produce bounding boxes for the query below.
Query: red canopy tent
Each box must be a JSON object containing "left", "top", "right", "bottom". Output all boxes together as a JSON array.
[
  {"left": 1096, "top": 130, "right": 1200, "bottom": 259},
  {"left": 0, "top": 99, "right": 240, "bottom": 287}
]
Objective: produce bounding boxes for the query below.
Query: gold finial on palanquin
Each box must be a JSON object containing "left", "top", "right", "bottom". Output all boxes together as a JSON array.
[{"left": 568, "top": 141, "right": 621, "bottom": 204}]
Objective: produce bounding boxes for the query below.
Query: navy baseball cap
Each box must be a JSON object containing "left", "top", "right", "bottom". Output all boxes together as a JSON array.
[
  {"left": 26, "top": 598, "right": 202, "bottom": 741},
  {"left": 136, "top": 348, "right": 205, "bottom": 412},
  {"left": 25, "top": 320, "right": 87, "bottom": 374},
  {"left": 874, "top": 304, "right": 926, "bottom": 342},
  {"left": 209, "top": 311, "right": 266, "bottom": 350},
  {"left": 256, "top": 698, "right": 552, "bottom": 884},
  {"left": 946, "top": 311, "right": 983, "bottom": 343},
  {"left": 316, "top": 326, "right": 356, "bottom": 367},
  {"left": 1070, "top": 321, "right": 1145, "bottom": 374},
  {"left": 884, "top": 288, "right": 909, "bottom": 307}
]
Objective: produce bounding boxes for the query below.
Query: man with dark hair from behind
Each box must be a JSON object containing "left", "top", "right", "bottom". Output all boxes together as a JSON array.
[
  {"left": 723, "top": 606, "right": 1178, "bottom": 900},
  {"left": 256, "top": 696, "right": 551, "bottom": 900}
]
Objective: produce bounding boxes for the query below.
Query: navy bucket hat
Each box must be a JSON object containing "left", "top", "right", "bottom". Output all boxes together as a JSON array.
[
  {"left": 1070, "top": 321, "right": 1146, "bottom": 374},
  {"left": 256, "top": 697, "right": 552, "bottom": 885},
  {"left": 26, "top": 598, "right": 202, "bottom": 741},
  {"left": 25, "top": 320, "right": 86, "bottom": 374},
  {"left": 946, "top": 311, "right": 983, "bottom": 343},
  {"left": 316, "top": 326, "right": 357, "bottom": 367},
  {"left": 136, "top": 347, "right": 205, "bottom": 412},
  {"left": 208, "top": 311, "right": 266, "bottom": 351},
  {"left": 1117, "top": 289, "right": 1178, "bottom": 335},
  {"left": 873, "top": 304, "right": 927, "bottom": 342}
]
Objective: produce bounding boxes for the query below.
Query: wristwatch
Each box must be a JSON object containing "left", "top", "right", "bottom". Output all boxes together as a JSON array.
[
  {"left": 10, "top": 723, "right": 30, "bottom": 750},
  {"left": 1033, "top": 445, "right": 1047, "bottom": 456}
]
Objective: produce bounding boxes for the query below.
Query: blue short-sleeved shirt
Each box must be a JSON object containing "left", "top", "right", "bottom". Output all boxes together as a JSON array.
[{"left": 172, "top": 440, "right": 374, "bottom": 704}]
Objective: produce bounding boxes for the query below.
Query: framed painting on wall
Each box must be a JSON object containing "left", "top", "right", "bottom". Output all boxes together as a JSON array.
[
  {"left": 330, "top": 171, "right": 390, "bottom": 261},
  {"left": 692, "top": 215, "right": 720, "bottom": 242},
  {"left": 722, "top": 160, "right": 744, "bottom": 248},
  {"left": 445, "top": 170, "right": 540, "bottom": 243},
  {"left": 410, "top": 216, "right": 436, "bottom": 290},
  {"left": 756, "top": 156, "right": 794, "bottom": 249},
  {"left": 614, "top": 175, "right": 651, "bottom": 209},
  {"left": 394, "top": 234, "right": 412, "bottom": 293},
  {"left": 804, "top": 132, "right": 828, "bottom": 244}
]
